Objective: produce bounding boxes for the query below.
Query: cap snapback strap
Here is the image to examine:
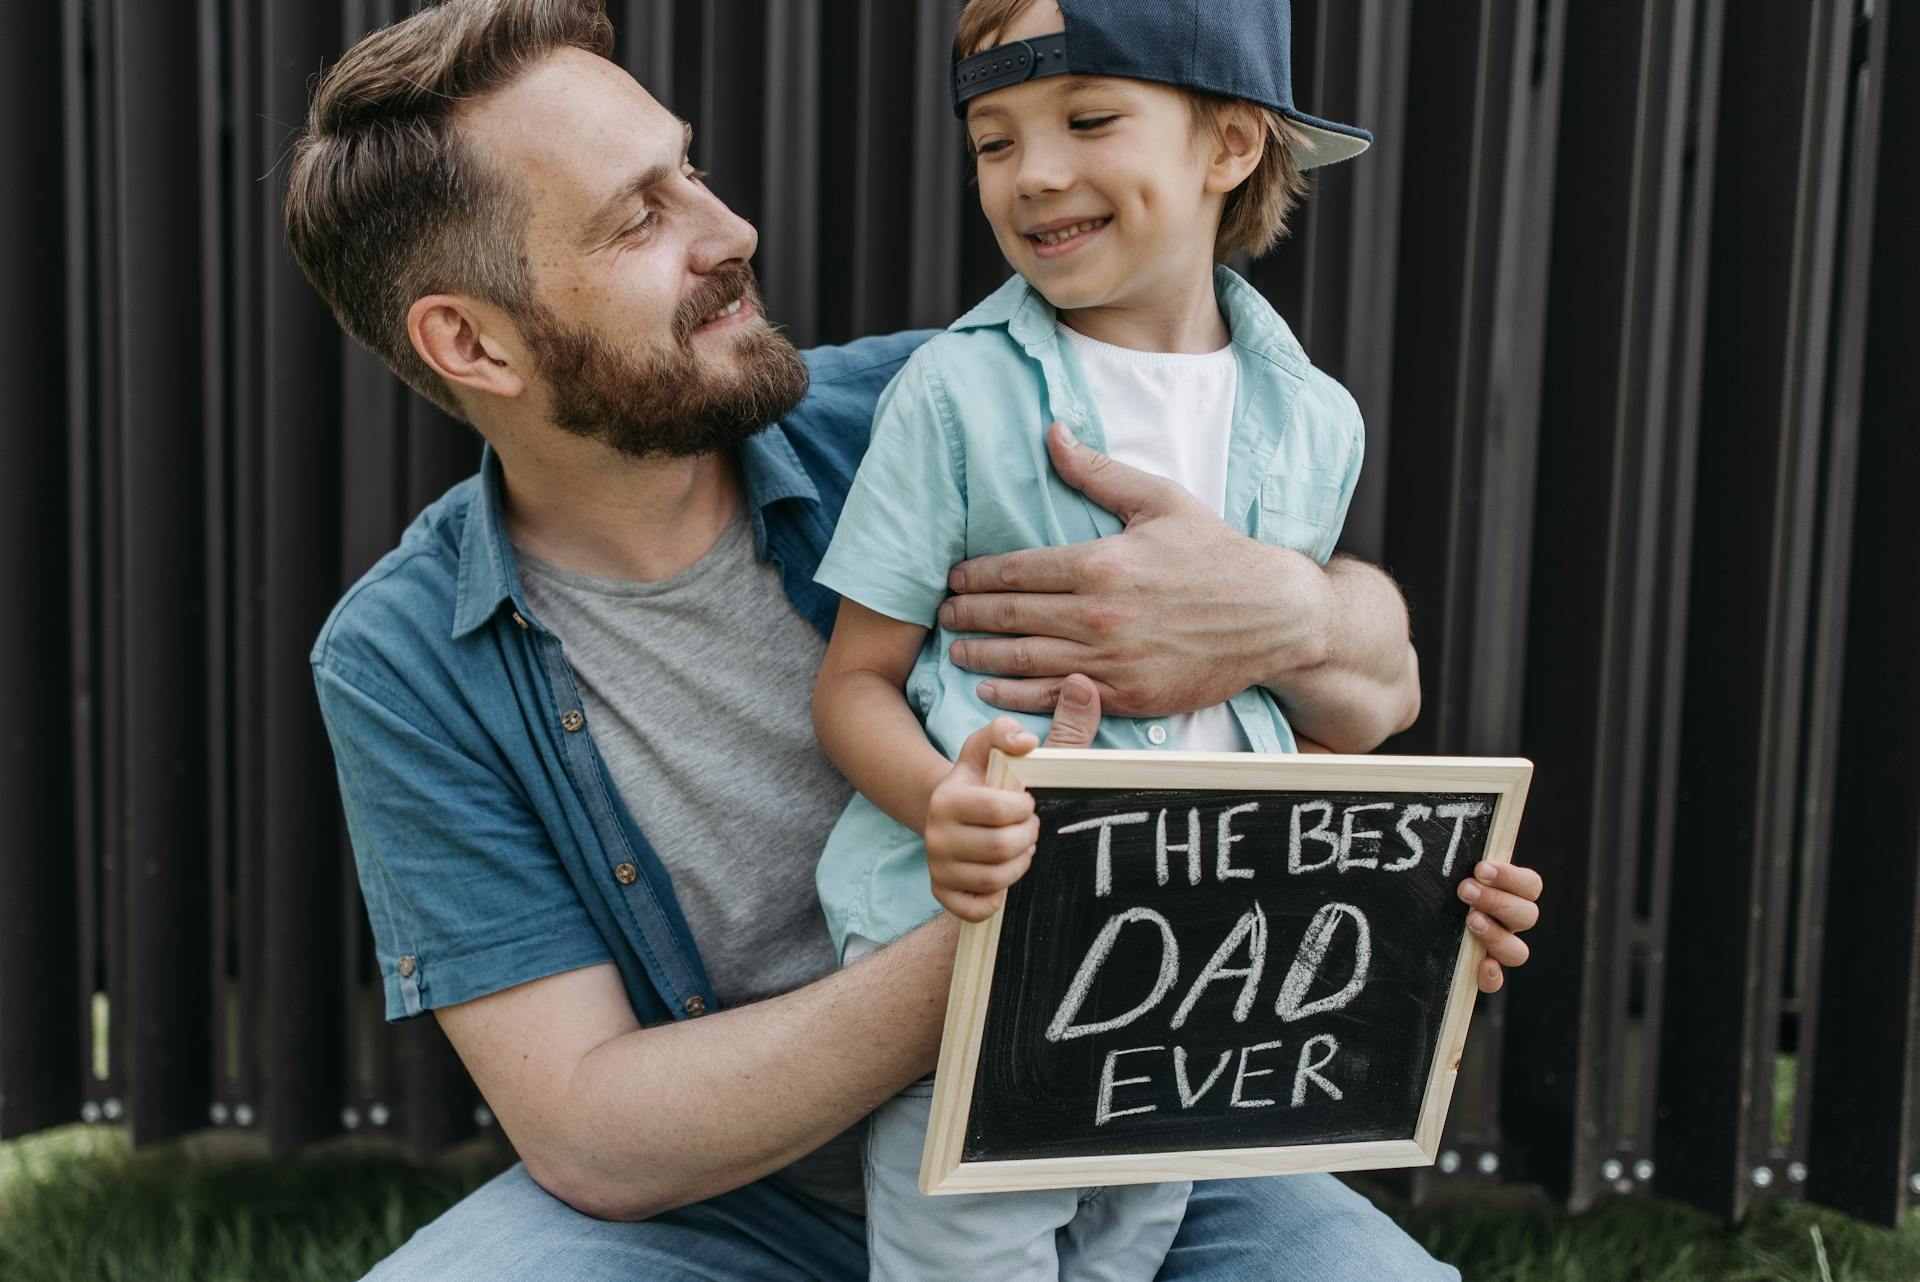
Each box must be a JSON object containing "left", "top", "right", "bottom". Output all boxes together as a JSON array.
[{"left": 953, "top": 33, "right": 1072, "bottom": 109}]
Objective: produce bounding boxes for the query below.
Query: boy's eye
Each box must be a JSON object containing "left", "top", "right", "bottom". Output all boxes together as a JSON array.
[
  {"left": 974, "top": 137, "right": 1011, "bottom": 155},
  {"left": 1069, "top": 115, "right": 1119, "bottom": 131}
]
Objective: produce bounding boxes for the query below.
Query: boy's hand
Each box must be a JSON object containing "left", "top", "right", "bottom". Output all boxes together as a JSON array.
[
  {"left": 926, "top": 676, "right": 1102, "bottom": 922},
  {"left": 1458, "top": 861, "right": 1543, "bottom": 992}
]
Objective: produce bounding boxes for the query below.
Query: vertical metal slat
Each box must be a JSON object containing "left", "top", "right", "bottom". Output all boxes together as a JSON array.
[
  {"left": 259, "top": 0, "right": 348, "bottom": 1154},
  {"left": 1806, "top": 0, "right": 1920, "bottom": 1229},
  {"left": 114, "top": 0, "right": 215, "bottom": 1148},
  {"left": 0, "top": 0, "right": 82, "bottom": 1142}
]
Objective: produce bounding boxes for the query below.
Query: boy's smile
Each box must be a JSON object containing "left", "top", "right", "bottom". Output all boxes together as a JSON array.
[{"left": 1023, "top": 215, "right": 1112, "bottom": 257}]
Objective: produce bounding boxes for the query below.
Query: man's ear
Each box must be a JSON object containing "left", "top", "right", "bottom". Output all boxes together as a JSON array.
[
  {"left": 408, "top": 294, "right": 528, "bottom": 403},
  {"left": 1203, "top": 102, "right": 1267, "bottom": 196}
]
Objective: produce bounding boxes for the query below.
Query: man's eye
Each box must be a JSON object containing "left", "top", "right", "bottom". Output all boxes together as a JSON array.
[
  {"left": 622, "top": 210, "right": 658, "bottom": 238},
  {"left": 1070, "top": 115, "right": 1119, "bottom": 131},
  {"left": 684, "top": 166, "right": 710, "bottom": 184}
]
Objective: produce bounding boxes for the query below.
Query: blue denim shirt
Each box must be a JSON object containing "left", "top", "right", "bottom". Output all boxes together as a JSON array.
[{"left": 312, "top": 331, "right": 934, "bottom": 1025}]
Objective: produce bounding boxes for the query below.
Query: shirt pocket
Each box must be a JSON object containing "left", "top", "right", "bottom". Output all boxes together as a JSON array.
[{"left": 1257, "top": 470, "right": 1347, "bottom": 564}]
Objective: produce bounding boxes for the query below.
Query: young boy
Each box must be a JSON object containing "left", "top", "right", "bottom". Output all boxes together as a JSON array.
[{"left": 811, "top": 0, "right": 1376, "bottom": 1275}]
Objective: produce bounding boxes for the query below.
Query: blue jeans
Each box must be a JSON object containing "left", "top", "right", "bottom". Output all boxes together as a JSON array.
[{"left": 363, "top": 1163, "right": 1459, "bottom": 1280}]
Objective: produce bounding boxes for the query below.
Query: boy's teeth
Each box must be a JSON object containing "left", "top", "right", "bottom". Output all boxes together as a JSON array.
[{"left": 1034, "top": 219, "right": 1104, "bottom": 245}]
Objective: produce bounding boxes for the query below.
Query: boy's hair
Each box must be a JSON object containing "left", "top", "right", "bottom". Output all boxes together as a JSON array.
[
  {"left": 954, "top": 0, "right": 1308, "bottom": 261},
  {"left": 284, "top": 0, "right": 614, "bottom": 418}
]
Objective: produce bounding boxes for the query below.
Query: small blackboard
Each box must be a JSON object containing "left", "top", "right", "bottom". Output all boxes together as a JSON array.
[{"left": 921, "top": 749, "right": 1532, "bottom": 1195}]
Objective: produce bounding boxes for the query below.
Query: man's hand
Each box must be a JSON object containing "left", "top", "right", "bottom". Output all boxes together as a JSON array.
[
  {"left": 925, "top": 675, "right": 1102, "bottom": 922},
  {"left": 940, "top": 423, "right": 1329, "bottom": 719},
  {"left": 1459, "top": 860, "right": 1543, "bottom": 992},
  {"left": 939, "top": 423, "right": 1418, "bottom": 750}
]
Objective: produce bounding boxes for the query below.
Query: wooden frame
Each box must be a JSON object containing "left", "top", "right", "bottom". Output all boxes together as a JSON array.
[{"left": 920, "top": 749, "right": 1534, "bottom": 1195}]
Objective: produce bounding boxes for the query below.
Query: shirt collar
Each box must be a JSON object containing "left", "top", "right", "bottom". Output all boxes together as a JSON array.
[
  {"left": 450, "top": 427, "right": 822, "bottom": 640},
  {"left": 452, "top": 446, "right": 525, "bottom": 639},
  {"left": 950, "top": 273, "right": 1056, "bottom": 350},
  {"left": 949, "top": 266, "right": 1307, "bottom": 373}
]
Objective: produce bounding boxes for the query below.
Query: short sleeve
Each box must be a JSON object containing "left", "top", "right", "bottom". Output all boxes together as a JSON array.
[
  {"left": 1276, "top": 366, "right": 1364, "bottom": 565},
  {"left": 316, "top": 663, "right": 613, "bottom": 1021},
  {"left": 812, "top": 351, "right": 967, "bottom": 626},
  {"left": 1325, "top": 389, "right": 1364, "bottom": 562}
]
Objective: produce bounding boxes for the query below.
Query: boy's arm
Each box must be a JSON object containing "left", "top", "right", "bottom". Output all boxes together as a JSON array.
[
  {"left": 811, "top": 599, "right": 951, "bottom": 833},
  {"left": 812, "top": 597, "right": 1046, "bottom": 919}
]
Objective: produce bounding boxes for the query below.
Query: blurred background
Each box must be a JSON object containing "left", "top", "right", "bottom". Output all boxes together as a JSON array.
[{"left": 1, "top": 0, "right": 1915, "bottom": 1253}]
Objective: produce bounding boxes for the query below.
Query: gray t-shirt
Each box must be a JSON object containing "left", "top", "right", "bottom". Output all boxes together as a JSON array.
[{"left": 516, "top": 505, "right": 864, "bottom": 1212}]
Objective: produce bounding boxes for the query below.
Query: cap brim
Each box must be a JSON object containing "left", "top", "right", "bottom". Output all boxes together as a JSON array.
[{"left": 1285, "top": 115, "right": 1372, "bottom": 171}]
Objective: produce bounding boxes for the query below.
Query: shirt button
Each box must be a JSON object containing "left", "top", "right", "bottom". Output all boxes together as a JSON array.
[
  {"left": 614, "top": 863, "right": 638, "bottom": 886},
  {"left": 396, "top": 955, "right": 416, "bottom": 978},
  {"left": 561, "top": 709, "right": 585, "bottom": 733},
  {"left": 1146, "top": 724, "right": 1168, "bottom": 746},
  {"left": 683, "top": 995, "right": 707, "bottom": 1017},
  {"left": 510, "top": 611, "right": 530, "bottom": 629}
]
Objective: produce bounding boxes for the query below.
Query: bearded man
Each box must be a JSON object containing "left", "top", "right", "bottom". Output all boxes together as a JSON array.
[{"left": 289, "top": 2, "right": 1540, "bottom": 1277}]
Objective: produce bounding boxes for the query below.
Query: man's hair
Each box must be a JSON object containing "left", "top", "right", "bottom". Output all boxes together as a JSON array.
[
  {"left": 284, "top": 0, "right": 615, "bottom": 418},
  {"left": 954, "top": 0, "right": 1307, "bottom": 260}
]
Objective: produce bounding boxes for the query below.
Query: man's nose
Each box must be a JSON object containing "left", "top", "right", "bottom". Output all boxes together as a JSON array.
[{"left": 688, "top": 186, "right": 758, "bottom": 274}]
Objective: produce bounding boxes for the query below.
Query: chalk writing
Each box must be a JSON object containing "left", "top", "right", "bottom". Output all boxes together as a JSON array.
[{"left": 961, "top": 786, "right": 1502, "bottom": 1165}]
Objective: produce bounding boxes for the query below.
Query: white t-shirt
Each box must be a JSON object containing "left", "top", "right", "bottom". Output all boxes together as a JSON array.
[{"left": 1057, "top": 322, "right": 1251, "bottom": 753}]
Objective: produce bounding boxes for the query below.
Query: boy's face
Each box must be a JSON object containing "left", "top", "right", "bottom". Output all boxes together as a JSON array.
[{"left": 964, "top": 9, "right": 1222, "bottom": 314}]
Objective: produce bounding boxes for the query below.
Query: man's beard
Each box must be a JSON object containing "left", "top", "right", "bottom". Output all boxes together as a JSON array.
[{"left": 520, "top": 264, "right": 810, "bottom": 460}]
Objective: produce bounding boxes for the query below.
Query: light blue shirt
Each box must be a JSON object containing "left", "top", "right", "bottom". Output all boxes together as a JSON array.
[{"left": 812, "top": 266, "right": 1364, "bottom": 959}]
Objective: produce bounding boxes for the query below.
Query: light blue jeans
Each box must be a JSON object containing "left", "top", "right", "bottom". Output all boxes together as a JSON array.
[
  {"left": 865, "top": 1078, "right": 1191, "bottom": 1280},
  {"left": 362, "top": 1159, "right": 1459, "bottom": 1281}
]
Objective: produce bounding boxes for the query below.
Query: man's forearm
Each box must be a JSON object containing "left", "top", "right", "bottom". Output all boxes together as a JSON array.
[
  {"left": 509, "top": 918, "right": 957, "bottom": 1220},
  {"left": 1263, "top": 553, "right": 1420, "bottom": 753}
]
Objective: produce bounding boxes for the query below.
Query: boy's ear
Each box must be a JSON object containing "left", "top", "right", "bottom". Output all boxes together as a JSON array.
[
  {"left": 1204, "top": 101, "right": 1267, "bottom": 195},
  {"left": 407, "top": 293, "right": 530, "bottom": 404}
]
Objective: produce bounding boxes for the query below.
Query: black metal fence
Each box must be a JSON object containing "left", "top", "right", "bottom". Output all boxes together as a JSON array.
[{"left": 2, "top": 0, "right": 1914, "bottom": 1228}]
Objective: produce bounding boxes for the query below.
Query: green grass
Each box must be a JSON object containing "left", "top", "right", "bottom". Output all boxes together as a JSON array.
[
  {"left": 1395, "top": 1190, "right": 1920, "bottom": 1282},
  {"left": 4, "top": 1125, "right": 1917, "bottom": 1281},
  {"left": 0, "top": 1126, "right": 509, "bottom": 1282}
]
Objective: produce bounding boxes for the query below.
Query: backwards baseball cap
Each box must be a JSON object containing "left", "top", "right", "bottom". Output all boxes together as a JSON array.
[{"left": 952, "top": 0, "right": 1371, "bottom": 170}]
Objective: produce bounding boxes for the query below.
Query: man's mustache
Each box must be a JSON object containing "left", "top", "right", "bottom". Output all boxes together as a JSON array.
[{"left": 674, "top": 264, "right": 760, "bottom": 344}]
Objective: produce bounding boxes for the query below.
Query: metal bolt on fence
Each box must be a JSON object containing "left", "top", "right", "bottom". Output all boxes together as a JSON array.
[
  {"left": 369, "top": 1102, "right": 391, "bottom": 1127},
  {"left": 1633, "top": 1159, "right": 1655, "bottom": 1182},
  {"left": 474, "top": 1105, "right": 495, "bottom": 1128},
  {"left": 341, "top": 1106, "right": 361, "bottom": 1129},
  {"left": 1601, "top": 1158, "right": 1623, "bottom": 1182},
  {"left": 1908, "top": 1172, "right": 1920, "bottom": 1196},
  {"left": 233, "top": 1103, "right": 255, "bottom": 1127},
  {"left": 1476, "top": 1152, "right": 1500, "bottom": 1176},
  {"left": 1751, "top": 1166, "right": 1774, "bottom": 1189},
  {"left": 1437, "top": 1149, "right": 1461, "bottom": 1174},
  {"left": 209, "top": 1102, "right": 229, "bottom": 1125},
  {"left": 1787, "top": 1162, "right": 1808, "bottom": 1184},
  {"left": 79, "top": 1100, "right": 100, "bottom": 1124},
  {"left": 101, "top": 1098, "right": 122, "bottom": 1121}
]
